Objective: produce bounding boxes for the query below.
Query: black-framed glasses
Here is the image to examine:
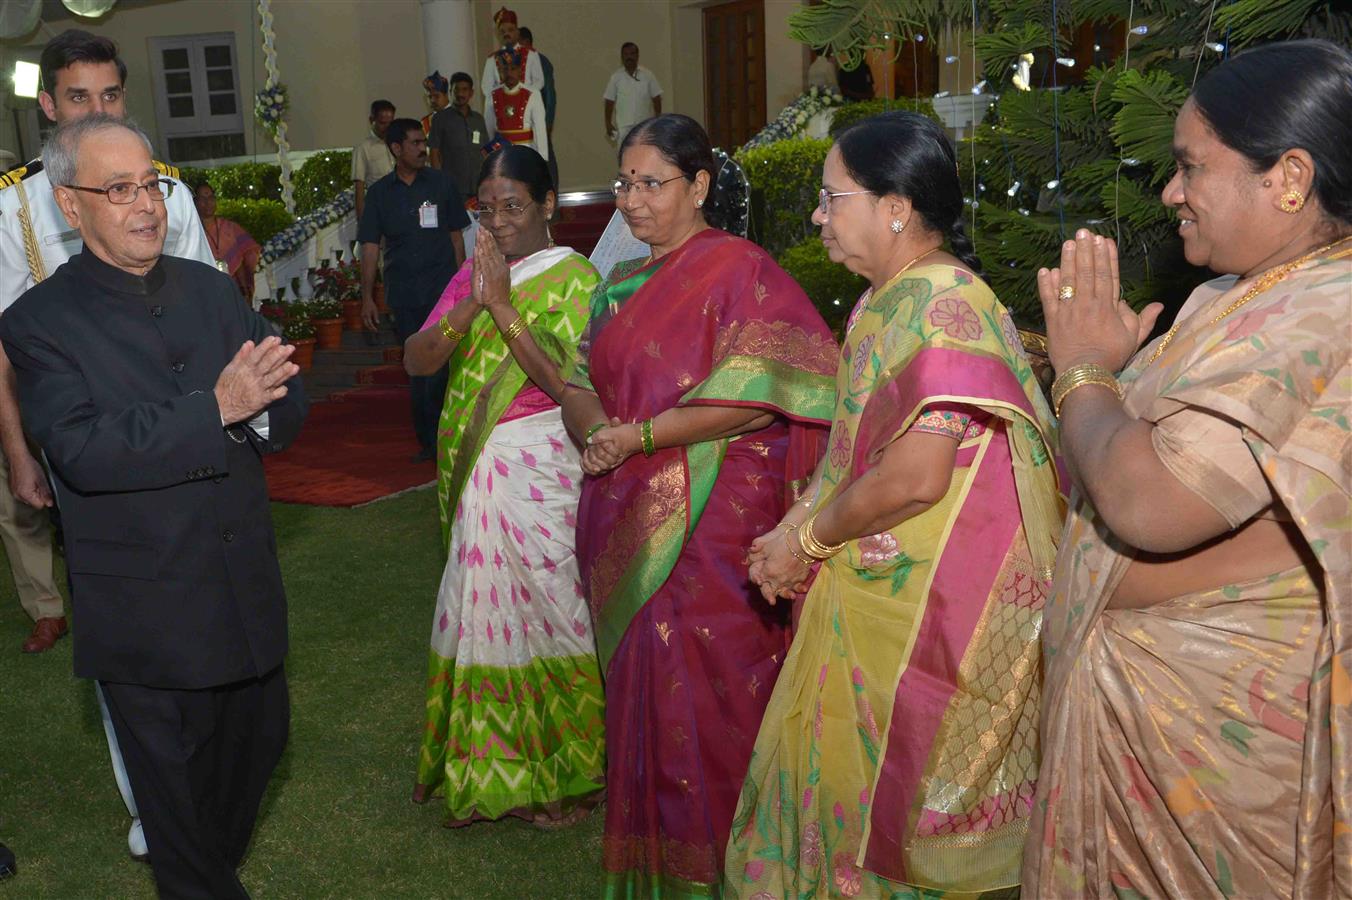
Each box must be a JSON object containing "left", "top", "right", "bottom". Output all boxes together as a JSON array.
[
  {"left": 478, "top": 199, "right": 535, "bottom": 219},
  {"left": 612, "top": 175, "right": 685, "bottom": 197},
  {"left": 64, "top": 178, "right": 175, "bottom": 205}
]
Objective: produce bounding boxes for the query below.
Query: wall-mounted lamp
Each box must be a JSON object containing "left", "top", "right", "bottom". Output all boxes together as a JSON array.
[{"left": 13, "top": 61, "right": 40, "bottom": 98}]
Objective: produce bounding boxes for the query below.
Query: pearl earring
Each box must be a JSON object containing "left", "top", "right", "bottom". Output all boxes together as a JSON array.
[
  {"left": 696, "top": 199, "right": 704, "bottom": 208},
  {"left": 890, "top": 219, "right": 904, "bottom": 234}
]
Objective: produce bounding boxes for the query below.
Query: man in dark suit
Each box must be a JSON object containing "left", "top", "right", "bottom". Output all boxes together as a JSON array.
[{"left": 0, "top": 113, "right": 306, "bottom": 898}]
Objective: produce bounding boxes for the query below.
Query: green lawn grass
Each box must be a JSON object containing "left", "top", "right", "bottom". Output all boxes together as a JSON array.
[{"left": 0, "top": 489, "right": 604, "bottom": 899}]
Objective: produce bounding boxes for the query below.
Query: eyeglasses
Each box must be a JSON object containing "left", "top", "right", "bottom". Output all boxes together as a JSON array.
[
  {"left": 478, "top": 200, "right": 535, "bottom": 219},
  {"left": 817, "top": 187, "right": 872, "bottom": 217},
  {"left": 612, "top": 175, "right": 685, "bottom": 197},
  {"left": 64, "top": 178, "right": 175, "bottom": 205}
]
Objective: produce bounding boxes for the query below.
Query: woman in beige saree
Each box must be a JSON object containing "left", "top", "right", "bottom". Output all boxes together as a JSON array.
[{"left": 1024, "top": 40, "right": 1352, "bottom": 899}]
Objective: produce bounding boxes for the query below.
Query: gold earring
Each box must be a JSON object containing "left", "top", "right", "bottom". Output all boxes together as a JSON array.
[{"left": 1279, "top": 189, "right": 1305, "bottom": 214}]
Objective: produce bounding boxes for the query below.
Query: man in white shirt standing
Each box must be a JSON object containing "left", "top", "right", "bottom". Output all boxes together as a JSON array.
[
  {"left": 603, "top": 42, "right": 663, "bottom": 147},
  {"left": 352, "top": 99, "right": 396, "bottom": 220},
  {"left": 480, "top": 7, "right": 544, "bottom": 112},
  {"left": 0, "top": 28, "right": 213, "bottom": 864}
]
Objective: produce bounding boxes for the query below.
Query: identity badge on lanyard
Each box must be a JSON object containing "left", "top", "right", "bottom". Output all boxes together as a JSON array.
[{"left": 419, "top": 201, "right": 439, "bottom": 229}]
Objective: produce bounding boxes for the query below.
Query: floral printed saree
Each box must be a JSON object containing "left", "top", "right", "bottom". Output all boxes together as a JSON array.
[
  {"left": 725, "top": 264, "right": 1063, "bottom": 899},
  {"left": 1025, "top": 251, "right": 1352, "bottom": 899}
]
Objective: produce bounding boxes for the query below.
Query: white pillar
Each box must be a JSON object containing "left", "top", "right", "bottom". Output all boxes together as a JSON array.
[{"left": 420, "top": 0, "right": 477, "bottom": 82}]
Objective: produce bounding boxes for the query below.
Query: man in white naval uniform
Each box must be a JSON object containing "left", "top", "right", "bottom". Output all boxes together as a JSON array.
[{"left": 0, "top": 29, "right": 213, "bottom": 863}]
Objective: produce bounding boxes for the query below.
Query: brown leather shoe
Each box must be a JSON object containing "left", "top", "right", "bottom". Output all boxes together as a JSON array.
[{"left": 22, "top": 616, "right": 68, "bottom": 654}]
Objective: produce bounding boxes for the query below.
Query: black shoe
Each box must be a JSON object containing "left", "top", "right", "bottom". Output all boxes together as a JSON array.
[{"left": 0, "top": 842, "right": 16, "bottom": 879}]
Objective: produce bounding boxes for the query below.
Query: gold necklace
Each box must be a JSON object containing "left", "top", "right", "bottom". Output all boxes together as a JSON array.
[
  {"left": 1146, "top": 234, "right": 1352, "bottom": 367},
  {"left": 874, "top": 246, "right": 941, "bottom": 294}
]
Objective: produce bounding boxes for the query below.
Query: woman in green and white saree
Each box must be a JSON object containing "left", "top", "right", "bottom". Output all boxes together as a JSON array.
[{"left": 407, "top": 145, "right": 605, "bottom": 826}]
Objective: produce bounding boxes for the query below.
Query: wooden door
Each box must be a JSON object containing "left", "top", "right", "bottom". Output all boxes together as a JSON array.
[
  {"left": 703, "top": 0, "right": 767, "bottom": 149},
  {"left": 892, "top": 38, "right": 939, "bottom": 99}
]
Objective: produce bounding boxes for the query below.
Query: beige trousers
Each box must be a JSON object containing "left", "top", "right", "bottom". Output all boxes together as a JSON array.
[{"left": 0, "top": 444, "right": 62, "bottom": 621}]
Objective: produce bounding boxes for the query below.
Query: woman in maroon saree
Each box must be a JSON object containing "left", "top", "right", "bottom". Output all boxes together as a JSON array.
[
  {"left": 560, "top": 115, "right": 837, "bottom": 898},
  {"left": 194, "top": 182, "right": 260, "bottom": 301}
]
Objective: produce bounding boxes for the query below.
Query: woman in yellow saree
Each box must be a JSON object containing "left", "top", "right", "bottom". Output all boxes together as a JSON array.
[
  {"left": 1025, "top": 41, "right": 1352, "bottom": 898},
  {"left": 724, "top": 112, "right": 1063, "bottom": 898}
]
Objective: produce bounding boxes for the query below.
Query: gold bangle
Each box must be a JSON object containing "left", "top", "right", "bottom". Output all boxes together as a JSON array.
[
  {"left": 640, "top": 418, "right": 656, "bottom": 457},
  {"left": 799, "top": 513, "right": 845, "bottom": 560},
  {"left": 785, "top": 531, "right": 814, "bottom": 566},
  {"left": 1050, "top": 363, "right": 1123, "bottom": 417},
  {"left": 501, "top": 314, "right": 529, "bottom": 343},
  {"left": 439, "top": 313, "right": 466, "bottom": 342}
]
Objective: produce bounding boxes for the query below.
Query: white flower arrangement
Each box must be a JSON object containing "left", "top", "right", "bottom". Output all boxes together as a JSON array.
[
  {"left": 741, "top": 85, "right": 844, "bottom": 151},
  {"left": 259, "top": 188, "right": 355, "bottom": 267},
  {"left": 253, "top": 82, "right": 288, "bottom": 136}
]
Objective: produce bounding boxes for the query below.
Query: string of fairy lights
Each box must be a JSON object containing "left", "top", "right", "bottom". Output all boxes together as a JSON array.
[{"left": 880, "top": 0, "right": 1230, "bottom": 260}]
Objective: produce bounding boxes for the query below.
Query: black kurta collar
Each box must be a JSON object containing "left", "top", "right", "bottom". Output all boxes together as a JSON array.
[{"left": 75, "top": 246, "right": 167, "bottom": 296}]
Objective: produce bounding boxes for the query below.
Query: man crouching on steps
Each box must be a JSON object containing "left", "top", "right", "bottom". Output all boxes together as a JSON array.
[{"left": 0, "top": 113, "right": 307, "bottom": 899}]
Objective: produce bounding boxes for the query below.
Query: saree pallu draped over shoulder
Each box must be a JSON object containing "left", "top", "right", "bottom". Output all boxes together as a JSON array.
[
  {"left": 1025, "top": 251, "right": 1352, "bottom": 899},
  {"left": 430, "top": 247, "right": 597, "bottom": 547},
  {"left": 725, "top": 265, "right": 1064, "bottom": 899},
  {"left": 571, "top": 229, "right": 838, "bottom": 898}
]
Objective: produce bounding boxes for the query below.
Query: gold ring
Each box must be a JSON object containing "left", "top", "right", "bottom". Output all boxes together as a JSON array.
[{"left": 1058, "top": 284, "right": 1075, "bottom": 302}]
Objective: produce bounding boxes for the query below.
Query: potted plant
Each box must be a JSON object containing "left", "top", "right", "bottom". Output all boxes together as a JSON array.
[
  {"left": 259, "top": 284, "right": 287, "bottom": 321},
  {"left": 283, "top": 316, "right": 317, "bottom": 371},
  {"left": 306, "top": 294, "right": 344, "bottom": 350}
]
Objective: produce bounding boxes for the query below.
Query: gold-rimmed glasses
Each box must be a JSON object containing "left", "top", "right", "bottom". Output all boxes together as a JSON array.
[
  {"left": 817, "top": 187, "right": 872, "bottom": 217},
  {"left": 478, "top": 200, "right": 536, "bottom": 220}
]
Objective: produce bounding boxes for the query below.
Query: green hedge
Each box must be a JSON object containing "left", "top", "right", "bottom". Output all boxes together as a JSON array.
[
  {"left": 294, "top": 150, "right": 352, "bottom": 215},
  {"left": 180, "top": 161, "right": 283, "bottom": 202},
  {"left": 777, "top": 236, "right": 866, "bottom": 335},
  {"left": 828, "top": 97, "right": 941, "bottom": 137},
  {"left": 213, "top": 198, "right": 295, "bottom": 245},
  {"left": 737, "top": 137, "right": 831, "bottom": 259}
]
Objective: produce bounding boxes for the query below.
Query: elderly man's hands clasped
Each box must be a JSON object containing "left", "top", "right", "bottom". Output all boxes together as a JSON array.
[{"left": 214, "top": 336, "right": 298, "bottom": 426}]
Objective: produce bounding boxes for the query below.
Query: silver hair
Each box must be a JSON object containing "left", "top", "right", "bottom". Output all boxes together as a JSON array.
[{"left": 43, "top": 113, "right": 154, "bottom": 189}]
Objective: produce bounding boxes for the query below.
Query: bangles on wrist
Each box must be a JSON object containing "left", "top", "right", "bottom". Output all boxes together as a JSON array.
[
  {"left": 584, "top": 423, "right": 606, "bottom": 444},
  {"left": 640, "top": 418, "right": 656, "bottom": 457},
  {"left": 798, "top": 512, "right": 846, "bottom": 560},
  {"left": 1051, "top": 363, "right": 1122, "bottom": 417},
  {"left": 439, "top": 313, "right": 466, "bottom": 342},
  {"left": 500, "top": 314, "right": 529, "bottom": 343},
  {"left": 784, "top": 530, "right": 814, "bottom": 566}
]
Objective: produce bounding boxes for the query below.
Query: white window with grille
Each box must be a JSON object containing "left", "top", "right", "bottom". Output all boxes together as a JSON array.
[{"left": 148, "top": 33, "right": 245, "bottom": 162}]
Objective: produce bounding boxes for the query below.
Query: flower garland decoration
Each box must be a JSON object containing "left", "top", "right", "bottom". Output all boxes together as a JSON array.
[
  {"left": 741, "top": 84, "right": 844, "bottom": 151},
  {"left": 256, "top": 0, "right": 295, "bottom": 213},
  {"left": 258, "top": 188, "right": 355, "bottom": 267},
  {"left": 253, "top": 82, "right": 288, "bottom": 135}
]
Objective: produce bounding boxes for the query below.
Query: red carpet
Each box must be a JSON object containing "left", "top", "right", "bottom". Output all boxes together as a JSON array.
[{"left": 264, "top": 387, "right": 435, "bottom": 506}]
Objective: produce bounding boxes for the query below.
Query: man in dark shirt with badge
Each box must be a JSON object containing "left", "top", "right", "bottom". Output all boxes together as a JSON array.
[
  {"left": 358, "top": 117, "right": 468, "bottom": 461},
  {"left": 428, "top": 72, "right": 489, "bottom": 202}
]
